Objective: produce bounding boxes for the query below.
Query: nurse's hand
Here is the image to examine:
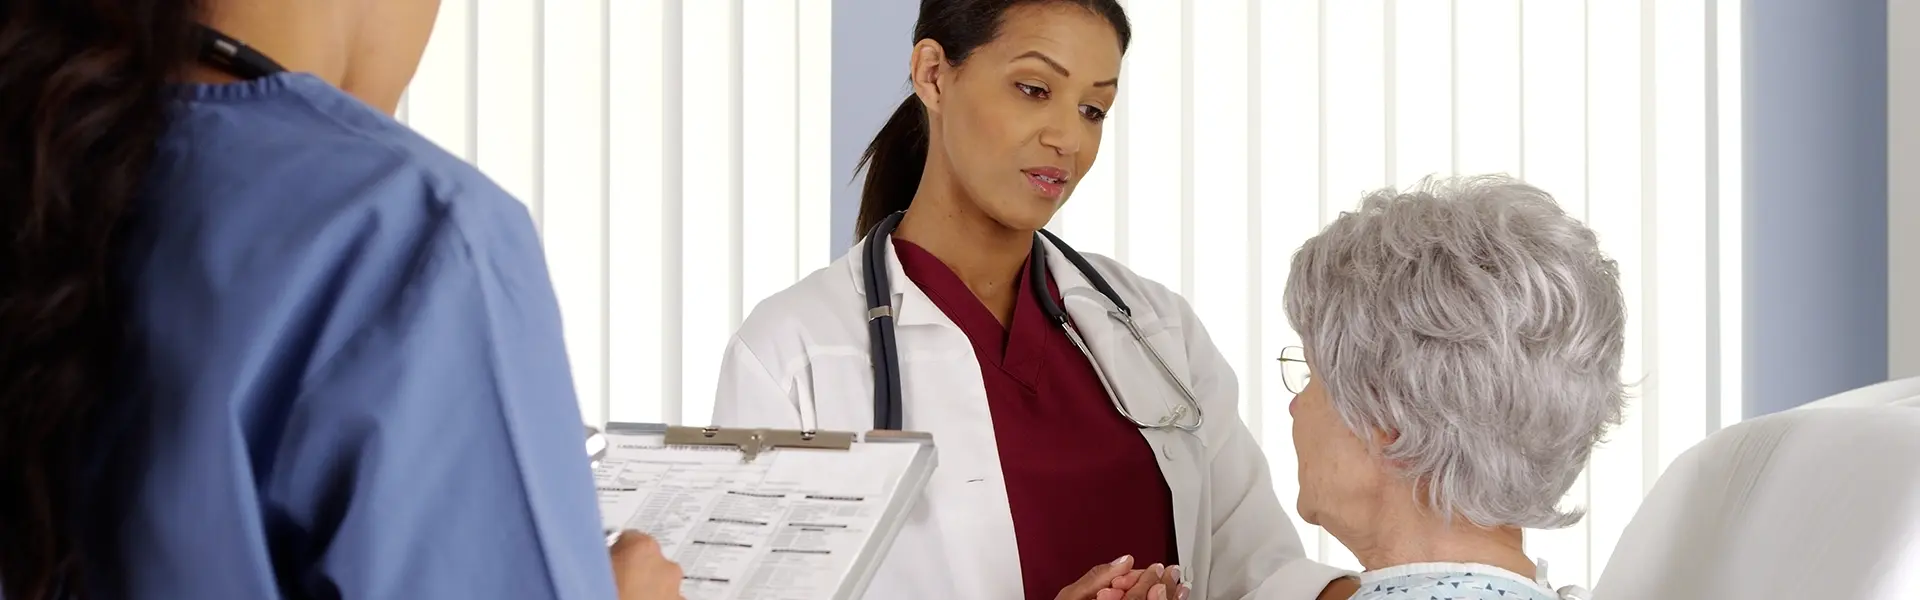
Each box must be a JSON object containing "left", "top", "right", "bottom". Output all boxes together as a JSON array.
[
  {"left": 1053, "top": 555, "right": 1138, "bottom": 600},
  {"left": 1097, "top": 564, "right": 1187, "bottom": 600},
  {"left": 609, "top": 530, "right": 685, "bottom": 600}
]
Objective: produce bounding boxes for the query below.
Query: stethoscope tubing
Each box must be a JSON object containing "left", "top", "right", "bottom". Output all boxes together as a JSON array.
[
  {"left": 197, "top": 25, "right": 288, "bottom": 80},
  {"left": 864, "top": 214, "right": 907, "bottom": 431},
  {"left": 862, "top": 211, "right": 1204, "bottom": 432}
]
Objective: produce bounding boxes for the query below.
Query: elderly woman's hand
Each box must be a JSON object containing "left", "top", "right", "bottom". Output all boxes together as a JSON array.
[
  {"left": 1052, "top": 557, "right": 1189, "bottom": 600},
  {"left": 1096, "top": 564, "right": 1187, "bottom": 600}
]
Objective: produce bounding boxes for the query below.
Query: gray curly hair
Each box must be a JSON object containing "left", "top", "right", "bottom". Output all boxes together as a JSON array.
[{"left": 1283, "top": 175, "right": 1627, "bottom": 530}]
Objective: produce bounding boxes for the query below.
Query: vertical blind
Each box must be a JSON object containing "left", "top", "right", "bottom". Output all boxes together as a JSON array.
[
  {"left": 397, "top": 0, "right": 1743, "bottom": 589},
  {"left": 401, "top": 0, "right": 835, "bottom": 429}
]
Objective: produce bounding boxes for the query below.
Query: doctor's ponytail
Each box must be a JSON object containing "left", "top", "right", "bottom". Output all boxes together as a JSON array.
[
  {"left": 853, "top": 96, "right": 929, "bottom": 239},
  {"left": 851, "top": 0, "right": 1131, "bottom": 242},
  {"left": 0, "top": 1, "right": 205, "bottom": 598}
]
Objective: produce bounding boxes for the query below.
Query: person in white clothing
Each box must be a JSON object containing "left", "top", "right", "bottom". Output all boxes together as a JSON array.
[
  {"left": 710, "top": 0, "right": 1353, "bottom": 598},
  {"left": 1279, "top": 176, "right": 1619, "bottom": 600}
]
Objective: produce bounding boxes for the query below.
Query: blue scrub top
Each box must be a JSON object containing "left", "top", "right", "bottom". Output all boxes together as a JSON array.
[{"left": 75, "top": 73, "right": 612, "bottom": 599}]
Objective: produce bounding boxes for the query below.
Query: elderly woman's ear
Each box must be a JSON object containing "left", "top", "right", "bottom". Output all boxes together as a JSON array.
[
  {"left": 1367, "top": 427, "right": 1405, "bottom": 470},
  {"left": 1370, "top": 427, "right": 1397, "bottom": 448}
]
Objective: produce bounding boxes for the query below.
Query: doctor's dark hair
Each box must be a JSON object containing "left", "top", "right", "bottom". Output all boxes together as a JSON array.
[
  {"left": 852, "top": 0, "right": 1130, "bottom": 239},
  {"left": 0, "top": 0, "right": 205, "bottom": 598}
]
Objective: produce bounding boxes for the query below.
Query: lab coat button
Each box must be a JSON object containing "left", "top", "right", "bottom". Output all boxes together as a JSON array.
[{"left": 1160, "top": 443, "right": 1175, "bottom": 461}]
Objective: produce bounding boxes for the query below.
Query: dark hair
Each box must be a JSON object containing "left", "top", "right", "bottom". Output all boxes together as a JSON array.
[
  {"left": 0, "top": 1, "right": 205, "bottom": 597},
  {"left": 852, "top": 0, "right": 1131, "bottom": 239}
]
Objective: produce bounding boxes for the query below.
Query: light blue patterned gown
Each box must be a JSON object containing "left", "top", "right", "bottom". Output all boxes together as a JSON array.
[{"left": 1349, "top": 560, "right": 1591, "bottom": 600}]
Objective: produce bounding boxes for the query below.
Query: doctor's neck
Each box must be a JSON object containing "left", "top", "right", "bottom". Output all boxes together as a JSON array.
[
  {"left": 185, "top": 0, "right": 430, "bottom": 114},
  {"left": 892, "top": 168, "right": 1034, "bottom": 321}
]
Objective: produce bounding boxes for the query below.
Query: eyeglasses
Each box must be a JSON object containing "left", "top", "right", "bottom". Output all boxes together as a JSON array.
[{"left": 1276, "top": 345, "right": 1311, "bottom": 394}]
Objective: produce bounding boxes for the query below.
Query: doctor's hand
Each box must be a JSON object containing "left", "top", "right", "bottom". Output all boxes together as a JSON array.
[
  {"left": 609, "top": 530, "right": 685, "bottom": 600},
  {"left": 1099, "top": 563, "right": 1187, "bottom": 600},
  {"left": 1054, "top": 555, "right": 1138, "bottom": 600}
]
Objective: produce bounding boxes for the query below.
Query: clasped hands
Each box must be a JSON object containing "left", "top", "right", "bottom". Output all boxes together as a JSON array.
[{"left": 1055, "top": 555, "right": 1190, "bottom": 600}]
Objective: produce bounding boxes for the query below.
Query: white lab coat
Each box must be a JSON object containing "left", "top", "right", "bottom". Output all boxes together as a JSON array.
[{"left": 711, "top": 236, "right": 1347, "bottom": 600}]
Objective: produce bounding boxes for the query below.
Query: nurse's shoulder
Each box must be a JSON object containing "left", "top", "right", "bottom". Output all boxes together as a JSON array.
[
  {"left": 111, "top": 74, "right": 610, "bottom": 599},
  {"left": 131, "top": 74, "right": 542, "bottom": 385},
  {"left": 147, "top": 73, "right": 527, "bottom": 249}
]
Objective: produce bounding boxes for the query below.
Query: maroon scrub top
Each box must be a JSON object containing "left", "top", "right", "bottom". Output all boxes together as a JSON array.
[{"left": 891, "top": 238, "right": 1177, "bottom": 598}]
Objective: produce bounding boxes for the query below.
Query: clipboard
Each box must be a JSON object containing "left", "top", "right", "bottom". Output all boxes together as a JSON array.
[{"left": 588, "top": 422, "right": 937, "bottom": 600}]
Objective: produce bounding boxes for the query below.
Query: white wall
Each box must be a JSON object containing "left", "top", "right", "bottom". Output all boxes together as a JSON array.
[
  {"left": 1744, "top": 0, "right": 1889, "bottom": 415},
  {"left": 396, "top": 0, "right": 1742, "bottom": 589},
  {"left": 1892, "top": 0, "right": 1920, "bottom": 380},
  {"left": 830, "top": 0, "right": 918, "bottom": 252}
]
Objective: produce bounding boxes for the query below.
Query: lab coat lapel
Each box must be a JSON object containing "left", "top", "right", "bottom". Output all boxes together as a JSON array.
[
  {"left": 900, "top": 357, "right": 1024, "bottom": 600},
  {"left": 846, "top": 238, "right": 1025, "bottom": 598},
  {"left": 1041, "top": 237, "right": 1202, "bottom": 569}
]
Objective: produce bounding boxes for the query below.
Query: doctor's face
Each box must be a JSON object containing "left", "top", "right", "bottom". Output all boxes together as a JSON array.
[
  {"left": 1290, "top": 360, "right": 1392, "bottom": 537},
  {"left": 924, "top": 3, "right": 1121, "bottom": 232}
]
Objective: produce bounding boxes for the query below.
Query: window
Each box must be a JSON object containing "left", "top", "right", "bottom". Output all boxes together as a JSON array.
[{"left": 399, "top": 0, "right": 1743, "bottom": 587}]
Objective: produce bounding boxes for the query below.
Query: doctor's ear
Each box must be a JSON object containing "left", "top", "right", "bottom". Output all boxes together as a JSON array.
[{"left": 908, "top": 40, "right": 950, "bottom": 115}]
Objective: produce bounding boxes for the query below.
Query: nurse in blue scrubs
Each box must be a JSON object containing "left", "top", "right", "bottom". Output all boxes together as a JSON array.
[{"left": 0, "top": 2, "right": 678, "bottom": 599}]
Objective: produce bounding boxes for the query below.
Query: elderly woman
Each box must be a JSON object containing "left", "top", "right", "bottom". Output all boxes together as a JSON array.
[{"left": 1279, "top": 175, "right": 1622, "bottom": 600}]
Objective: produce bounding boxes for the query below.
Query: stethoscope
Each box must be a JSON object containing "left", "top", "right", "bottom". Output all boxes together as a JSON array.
[
  {"left": 862, "top": 211, "right": 1205, "bottom": 433},
  {"left": 196, "top": 24, "right": 288, "bottom": 79}
]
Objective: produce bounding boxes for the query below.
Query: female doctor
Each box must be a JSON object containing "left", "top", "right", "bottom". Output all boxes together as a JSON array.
[{"left": 712, "top": 1, "right": 1353, "bottom": 599}]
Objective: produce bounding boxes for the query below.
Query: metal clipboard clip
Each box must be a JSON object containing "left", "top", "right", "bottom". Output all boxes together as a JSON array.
[
  {"left": 664, "top": 425, "right": 857, "bottom": 463},
  {"left": 585, "top": 425, "right": 611, "bottom": 468}
]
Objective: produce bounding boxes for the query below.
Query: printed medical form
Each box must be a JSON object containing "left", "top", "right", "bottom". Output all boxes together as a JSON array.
[{"left": 594, "top": 433, "right": 925, "bottom": 600}]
